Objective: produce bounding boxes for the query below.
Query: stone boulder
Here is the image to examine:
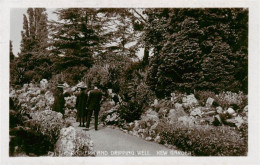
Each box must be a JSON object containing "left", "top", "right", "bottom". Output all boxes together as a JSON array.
[
  {"left": 178, "top": 116, "right": 196, "bottom": 126},
  {"left": 168, "top": 107, "right": 186, "bottom": 124},
  {"left": 40, "top": 79, "right": 48, "bottom": 89},
  {"left": 174, "top": 103, "right": 184, "bottom": 112},
  {"left": 202, "top": 110, "right": 216, "bottom": 117},
  {"left": 216, "top": 106, "right": 223, "bottom": 114},
  {"left": 225, "top": 116, "right": 244, "bottom": 128},
  {"left": 190, "top": 107, "right": 202, "bottom": 117},
  {"left": 54, "top": 126, "right": 94, "bottom": 156},
  {"left": 158, "top": 108, "right": 168, "bottom": 119},
  {"left": 182, "top": 94, "right": 199, "bottom": 109},
  {"left": 243, "top": 105, "right": 248, "bottom": 112},
  {"left": 213, "top": 115, "right": 223, "bottom": 126},
  {"left": 141, "top": 109, "right": 159, "bottom": 127},
  {"left": 45, "top": 91, "right": 54, "bottom": 106},
  {"left": 206, "top": 97, "right": 214, "bottom": 108},
  {"left": 65, "top": 95, "right": 77, "bottom": 109},
  {"left": 227, "top": 108, "right": 235, "bottom": 115}
]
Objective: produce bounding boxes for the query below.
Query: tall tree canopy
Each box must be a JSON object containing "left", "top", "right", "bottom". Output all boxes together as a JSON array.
[
  {"left": 20, "top": 8, "right": 49, "bottom": 56},
  {"left": 145, "top": 8, "right": 248, "bottom": 97}
]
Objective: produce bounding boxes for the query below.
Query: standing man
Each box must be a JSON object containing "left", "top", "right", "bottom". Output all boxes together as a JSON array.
[
  {"left": 76, "top": 84, "right": 88, "bottom": 127},
  {"left": 53, "top": 84, "right": 65, "bottom": 116},
  {"left": 86, "top": 86, "right": 102, "bottom": 130}
]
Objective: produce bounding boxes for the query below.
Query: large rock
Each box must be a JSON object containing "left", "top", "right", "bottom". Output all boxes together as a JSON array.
[
  {"left": 216, "top": 106, "right": 223, "bottom": 114},
  {"left": 243, "top": 105, "right": 248, "bottom": 112},
  {"left": 54, "top": 126, "right": 94, "bottom": 156},
  {"left": 206, "top": 97, "right": 214, "bottom": 107},
  {"left": 213, "top": 115, "right": 223, "bottom": 126},
  {"left": 202, "top": 110, "right": 216, "bottom": 117},
  {"left": 227, "top": 108, "right": 235, "bottom": 115},
  {"left": 225, "top": 116, "right": 244, "bottom": 128},
  {"left": 168, "top": 108, "right": 186, "bottom": 124},
  {"left": 141, "top": 109, "right": 159, "bottom": 127},
  {"left": 65, "top": 95, "right": 77, "bottom": 109},
  {"left": 158, "top": 108, "right": 168, "bottom": 119},
  {"left": 178, "top": 116, "right": 195, "bottom": 126},
  {"left": 182, "top": 94, "right": 198, "bottom": 109},
  {"left": 190, "top": 107, "right": 202, "bottom": 117},
  {"left": 40, "top": 79, "right": 48, "bottom": 89},
  {"left": 45, "top": 91, "right": 54, "bottom": 105},
  {"left": 174, "top": 103, "right": 184, "bottom": 112}
]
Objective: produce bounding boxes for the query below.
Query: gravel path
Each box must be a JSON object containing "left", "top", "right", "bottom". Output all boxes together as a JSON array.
[{"left": 72, "top": 122, "right": 187, "bottom": 157}]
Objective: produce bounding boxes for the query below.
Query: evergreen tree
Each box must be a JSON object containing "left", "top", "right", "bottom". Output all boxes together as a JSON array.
[
  {"left": 10, "top": 40, "right": 15, "bottom": 61},
  {"left": 146, "top": 8, "right": 248, "bottom": 96},
  {"left": 20, "top": 8, "right": 48, "bottom": 56},
  {"left": 50, "top": 8, "right": 101, "bottom": 70}
]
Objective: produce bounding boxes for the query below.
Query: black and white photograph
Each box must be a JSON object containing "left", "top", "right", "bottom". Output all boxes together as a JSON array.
[{"left": 1, "top": 0, "right": 260, "bottom": 165}]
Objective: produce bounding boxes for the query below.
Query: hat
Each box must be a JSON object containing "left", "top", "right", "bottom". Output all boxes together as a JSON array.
[{"left": 57, "top": 84, "right": 64, "bottom": 88}]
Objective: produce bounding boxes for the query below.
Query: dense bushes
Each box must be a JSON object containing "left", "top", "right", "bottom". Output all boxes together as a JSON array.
[
  {"left": 158, "top": 121, "right": 247, "bottom": 156},
  {"left": 9, "top": 109, "right": 65, "bottom": 156}
]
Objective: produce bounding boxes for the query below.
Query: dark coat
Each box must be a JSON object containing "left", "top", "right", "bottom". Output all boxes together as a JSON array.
[
  {"left": 53, "top": 92, "right": 65, "bottom": 115},
  {"left": 87, "top": 89, "right": 102, "bottom": 111},
  {"left": 76, "top": 90, "right": 88, "bottom": 118}
]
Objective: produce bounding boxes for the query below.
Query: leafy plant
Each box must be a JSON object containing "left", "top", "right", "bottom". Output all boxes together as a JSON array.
[{"left": 158, "top": 120, "right": 247, "bottom": 156}]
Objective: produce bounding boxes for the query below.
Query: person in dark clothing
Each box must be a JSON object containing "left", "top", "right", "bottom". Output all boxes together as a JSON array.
[
  {"left": 75, "top": 88, "right": 81, "bottom": 122},
  {"left": 76, "top": 84, "right": 88, "bottom": 127},
  {"left": 52, "top": 84, "right": 65, "bottom": 116},
  {"left": 86, "top": 86, "right": 102, "bottom": 130}
]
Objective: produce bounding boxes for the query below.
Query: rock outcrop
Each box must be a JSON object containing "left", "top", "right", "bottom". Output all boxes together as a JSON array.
[{"left": 54, "top": 126, "right": 94, "bottom": 156}]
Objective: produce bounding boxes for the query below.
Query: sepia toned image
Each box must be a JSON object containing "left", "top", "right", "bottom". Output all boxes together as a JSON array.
[{"left": 9, "top": 7, "right": 249, "bottom": 157}]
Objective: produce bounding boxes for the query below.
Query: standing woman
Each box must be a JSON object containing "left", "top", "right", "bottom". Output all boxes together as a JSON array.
[{"left": 76, "top": 84, "right": 88, "bottom": 127}]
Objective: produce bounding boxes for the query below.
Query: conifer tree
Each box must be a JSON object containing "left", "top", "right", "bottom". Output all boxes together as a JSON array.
[
  {"left": 20, "top": 8, "right": 48, "bottom": 56},
  {"left": 10, "top": 40, "right": 15, "bottom": 61}
]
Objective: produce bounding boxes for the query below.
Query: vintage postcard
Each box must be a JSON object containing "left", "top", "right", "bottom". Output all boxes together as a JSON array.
[{"left": 1, "top": 0, "right": 260, "bottom": 165}]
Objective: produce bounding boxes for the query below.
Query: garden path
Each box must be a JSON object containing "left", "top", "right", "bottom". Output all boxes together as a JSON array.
[{"left": 72, "top": 122, "right": 185, "bottom": 157}]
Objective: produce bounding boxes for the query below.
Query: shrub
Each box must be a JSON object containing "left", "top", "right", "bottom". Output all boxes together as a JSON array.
[
  {"left": 85, "top": 65, "right": 110, "bottom": 89},
  {"left": 118, "top": 101, "right": 143, "bottom": 123},
  {"left": 9, "top": 109, "right": 65, "bottom": 156},
  {"left": 216, "top": 91, "right": 248, "bottom": 110},
  {"left": 10, "top": 126, "right": 54, "bottom": 156},
  {"left": 158, "top": 120, "right": 247, "bottom": 156},
  {"left": 194, "top": 90, "right": 216, "bottom": 106}
]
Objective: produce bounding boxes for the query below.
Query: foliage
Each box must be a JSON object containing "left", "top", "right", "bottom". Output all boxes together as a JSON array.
[
  {"left": 9, "top": 94, "right": 64, "bottom": 156},
  {"left": 118, "top": 101, "right": 143, "bottom": 123},
  {"left": 194, "top": 90, "right": 216, "bottom": 106},
  {"left": 10, "top": 53, "right": 53, "bottom": 85},
  {"left": 216, "top": 91, "right": 248, "bottom": 109},
  {"left": 146, "top": 8, "right": 248, "bottom": 97},
  {"left": 84, "top": 65, "right": 110, "bottom": 89},
  {"left": 20, "top": 8, "right": 49, "bottom": 56},
  {"left": 9, "top": 126, "right": 55, "bottom": 156},
  {"left": 10, "top": 40, "right": 15, "bottom": 61},
  {"left": 158, "top": 120, "right": 247, "bottom": 156}
]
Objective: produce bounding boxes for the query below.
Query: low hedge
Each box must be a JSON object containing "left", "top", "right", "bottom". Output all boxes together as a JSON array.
[{"left": 158, "top": 121, "right": 247, "bottom": 156}]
